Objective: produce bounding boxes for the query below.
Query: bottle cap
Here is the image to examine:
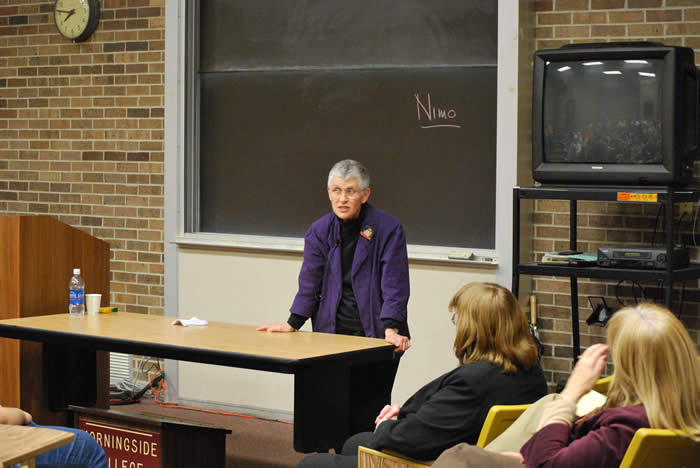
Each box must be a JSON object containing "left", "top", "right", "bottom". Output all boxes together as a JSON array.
[{"left": 73, "top": 268, "right": 81, "bottom": 274}]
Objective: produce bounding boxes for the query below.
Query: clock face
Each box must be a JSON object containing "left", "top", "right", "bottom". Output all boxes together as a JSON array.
[{"left": 54, "top": 0, "right": 100, "bottom": 42}]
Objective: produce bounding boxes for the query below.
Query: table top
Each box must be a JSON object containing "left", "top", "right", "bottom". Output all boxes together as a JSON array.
[
  {"left": 0, "top": 424, "right": 75, "bottom": 467},
  {"left": 0, "top": 312, "right": 394, "bottom": 373}
]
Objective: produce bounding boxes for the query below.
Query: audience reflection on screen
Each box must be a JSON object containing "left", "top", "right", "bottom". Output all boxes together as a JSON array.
[{"left": 545, "top": 119, "right": 662, "bottom": 164}]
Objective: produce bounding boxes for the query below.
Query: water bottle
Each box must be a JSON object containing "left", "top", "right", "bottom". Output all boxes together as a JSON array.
[{"left": 69, "top": 268, "right": 85, "bottom": 316}]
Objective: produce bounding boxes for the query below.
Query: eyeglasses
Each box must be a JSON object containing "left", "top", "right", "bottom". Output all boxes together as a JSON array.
[{"left": 329, "top": 187, "right": 364, "bottom": 200}]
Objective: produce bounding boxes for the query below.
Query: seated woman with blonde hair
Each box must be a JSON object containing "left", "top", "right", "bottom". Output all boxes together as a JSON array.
[
  {"left": 432, "top": 302, "right": 700, "bottom": 468},
  {"left": 298, "top": 282, "right": 547, "bottom": 468}
]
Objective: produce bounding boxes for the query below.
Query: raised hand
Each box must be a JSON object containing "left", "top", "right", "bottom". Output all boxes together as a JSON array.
[{"left": 560, "top": 343, "right": 609, "bottom": 403}]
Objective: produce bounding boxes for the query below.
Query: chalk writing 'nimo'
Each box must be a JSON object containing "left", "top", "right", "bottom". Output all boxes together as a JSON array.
[{"left": 415, "top": 93, "right": 460, "bottom": 128}]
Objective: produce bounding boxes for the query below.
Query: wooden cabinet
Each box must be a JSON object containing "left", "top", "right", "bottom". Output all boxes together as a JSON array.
[{"left": 0, "top": 215, "right": 110, "bottom": 426}]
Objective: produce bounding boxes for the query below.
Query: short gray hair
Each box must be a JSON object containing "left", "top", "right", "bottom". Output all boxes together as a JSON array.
[{"left": 327, "top": 159, "right": 371, "bottom": 190}]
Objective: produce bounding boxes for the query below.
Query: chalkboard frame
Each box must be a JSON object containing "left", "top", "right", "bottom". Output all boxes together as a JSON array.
[{"left": 182, "top": 0, "right": 501, "bottom": 265}]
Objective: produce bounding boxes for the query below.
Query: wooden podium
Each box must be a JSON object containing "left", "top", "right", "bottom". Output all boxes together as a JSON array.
[{"left": 0, "top": 215, "right": 110, "bottom": 426}]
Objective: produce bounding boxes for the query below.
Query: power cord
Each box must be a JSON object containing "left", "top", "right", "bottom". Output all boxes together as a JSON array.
[{"left": 110, "top": 372, "right": 165, "bottom": 405}]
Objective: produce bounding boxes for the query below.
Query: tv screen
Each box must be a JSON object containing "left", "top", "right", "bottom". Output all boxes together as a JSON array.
[
  {"left": 532, "top": 42, "right": 699, "bottom": 186},
  {"left": 543, "top": 58, "right": 664, "bottom": 165}
]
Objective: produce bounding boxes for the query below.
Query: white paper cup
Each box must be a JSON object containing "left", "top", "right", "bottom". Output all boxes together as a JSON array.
[{"left": 85, "top": 294, "right": 102, "bottom": 315}]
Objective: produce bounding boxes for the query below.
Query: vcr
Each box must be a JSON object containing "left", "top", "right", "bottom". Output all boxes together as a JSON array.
[{"left": 597, "top": 246, "right": 689, "bottom": 270}]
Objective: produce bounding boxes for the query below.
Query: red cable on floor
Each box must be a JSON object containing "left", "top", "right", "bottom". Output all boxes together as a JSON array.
[{"left": 148, "top": 370, "right": 293, "bottom": 425}]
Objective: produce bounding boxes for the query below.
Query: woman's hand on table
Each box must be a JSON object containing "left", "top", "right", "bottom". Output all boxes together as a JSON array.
[
  {"left": 256, "top": 323, "right": 296, "bottom": 332},
  {"left": 384, "top": 328, "right": 411, "bottom": 352}
]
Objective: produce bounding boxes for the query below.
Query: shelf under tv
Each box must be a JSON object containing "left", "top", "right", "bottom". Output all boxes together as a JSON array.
[{"left": 518, "top": 262, "right": 700, "bottom": 282}]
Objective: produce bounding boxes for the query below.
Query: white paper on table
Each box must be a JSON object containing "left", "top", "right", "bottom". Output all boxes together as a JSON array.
[{"left": 172, "top": 317, "right": 208, "bottom": 327}]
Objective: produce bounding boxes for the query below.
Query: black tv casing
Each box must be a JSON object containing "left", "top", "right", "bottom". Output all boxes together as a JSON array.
[{"left": 532, "top": 42, "right": 699, "bottom": 186}]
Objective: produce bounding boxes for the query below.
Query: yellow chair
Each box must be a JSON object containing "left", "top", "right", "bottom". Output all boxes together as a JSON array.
[
  {"left": 619, "top": 428, "right": 699, "bottom": 468},
  {"left": 593, "top": 375, "right": 611, "bottom": 394},
  {"left": 475, "top": 404, "right": 530, "bottom": 448},
  {"left": 358, "top": 374, "right": 699, "bottom": 468},
  {"left": 357, "top": 403, "right": 528, "bottom": 467},
  {"left": 358, "top": 445, "right": 432, "bottom": 468}
]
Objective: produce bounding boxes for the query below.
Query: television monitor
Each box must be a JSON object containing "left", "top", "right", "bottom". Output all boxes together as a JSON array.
[{"left": 532, "top": 42, "right": 699, "bottom": 186}]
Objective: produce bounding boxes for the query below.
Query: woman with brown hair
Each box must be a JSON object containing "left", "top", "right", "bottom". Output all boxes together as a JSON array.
[
  {"left": 298, "top": 282, "right": 547, "bottom": 468},
  {"left": 432, "top": 302, "right": 700, "bottom": 468}
]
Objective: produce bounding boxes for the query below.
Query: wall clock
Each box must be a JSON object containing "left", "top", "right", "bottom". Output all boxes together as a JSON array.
[{"left": 53, "top": 0, "right": 100, "bottom": 42}]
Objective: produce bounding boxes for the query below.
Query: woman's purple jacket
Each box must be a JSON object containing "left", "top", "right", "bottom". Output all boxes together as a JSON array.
[{"left": 289, "top": 203, "right": 410, "bottom": 338}]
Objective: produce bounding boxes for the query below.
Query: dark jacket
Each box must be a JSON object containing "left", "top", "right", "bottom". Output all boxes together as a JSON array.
[
  {"left": 520, "top": 404, "right": 649, "bottom": 468},
  {"left": 289, "top": 203, "right": 410, "bottom": 338},
  {"left": 371, "top": 361, "right": 548, "bottom": 461}
]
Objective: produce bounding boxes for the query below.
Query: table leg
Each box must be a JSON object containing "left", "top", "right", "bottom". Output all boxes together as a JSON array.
[
  {"left": 43, "top": 344, "right": 99, "bottom": 411},
  {"left": 294, "top": 362, "right": 350, "bottom": 453}
]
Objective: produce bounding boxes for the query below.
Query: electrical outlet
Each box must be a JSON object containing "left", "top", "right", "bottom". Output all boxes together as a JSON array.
[{"left": 679, "top": 203, "right": 695, "bottom": 220}]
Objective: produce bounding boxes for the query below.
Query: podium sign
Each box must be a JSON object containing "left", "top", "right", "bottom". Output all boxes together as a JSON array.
[
  {"left": 71, "top": 405, "right": 229, "bottom": 468},
  {"left": 79, "top": 418, "right": 160, "bottom": 468}
]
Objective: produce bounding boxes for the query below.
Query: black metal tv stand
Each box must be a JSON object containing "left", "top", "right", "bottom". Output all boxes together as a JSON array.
[{"left": 512, "top": 185, "right": 700, "bottom": 360}]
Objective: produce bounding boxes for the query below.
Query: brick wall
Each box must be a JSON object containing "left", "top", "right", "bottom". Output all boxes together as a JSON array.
[
  {"left": 0, "top": 0, "right": 165, "bottom": 317},
  {"left": 534, "top": 0, "right": 700, "bottom": 388}
]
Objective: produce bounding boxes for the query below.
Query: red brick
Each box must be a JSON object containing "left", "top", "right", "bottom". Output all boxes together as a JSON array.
[
  {"left": 554, "top": 23, "right": 591, "bottom": 37},
  {"left": 539, "top": 12, "right": 572, "bottom": 24},
  {"left": 629, "top": 0, "right": 662, "bottom": 6},
  {"left": 537, "top": 27, "right": 554, "bottom": 39},
  {"left": 138, "top": 8, "right": 161, "bottom": 18},
  {"left": 536, "top": 1, "right": 554, "bottom": 11},
  {"left": 628, "top": 24, "right": 665, "bottom": 36},
  {"left": 645, "top": 10, "right": 683, "bottom": 22},
  {"left": 572, "top": 12, "right": 607, "bottom": 24},
  {"left": 591, "top": 25, "right": 626, "bottom": 36},
  {"left": 555, "top": 0, "right": 589, "bottom": 10},
  {"left": 591, "top": 0, "right": 625, "bottom": 9},
  {"left": 667, "top": 0, "right": 700, "bottom": 6},
  {"left": 609, "top": 10, "right": 644, "bottom": 23},
  {"left": 667, "top": 22, "right": 700, "bottom": 35}
]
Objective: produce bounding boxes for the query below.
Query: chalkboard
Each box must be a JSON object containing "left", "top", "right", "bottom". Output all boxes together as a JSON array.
[{"left": 194, "top": 0, "right": 498, "bottom": 250}]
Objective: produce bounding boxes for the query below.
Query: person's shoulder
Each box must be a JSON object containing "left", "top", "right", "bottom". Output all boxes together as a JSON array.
[
  {"left": 450, "top": 360, "right": 501, "bottom": 379},
  {"left": 307, "top": 212, "right": 336, "bottom": 233},
  {"left": 453, "top": 361, "right": 542, "bottom": 382},
  {"left": 365, "top": 204, "right": 403, "bottom": 229},
  {"left": 596, "top": 404, "right": 649, "bottom": 427}
]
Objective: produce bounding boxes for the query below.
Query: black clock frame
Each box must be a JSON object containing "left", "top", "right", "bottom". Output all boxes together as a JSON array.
[{"left": 53, "top": 0, "right": 101, "bottom": 43}]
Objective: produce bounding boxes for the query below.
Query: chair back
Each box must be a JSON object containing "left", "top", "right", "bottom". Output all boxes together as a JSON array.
[
  {"left": 619, "top": 428, "right": 699, "bottom": 468},
  {"left": 358, "top": 445, "right": 432, "bottom": 468},
  {"left": 475, "top": 404, "right": 530, "bottom": 448},
  {"left": 593, "top": 376, "right": 611, "bottom": 394}
]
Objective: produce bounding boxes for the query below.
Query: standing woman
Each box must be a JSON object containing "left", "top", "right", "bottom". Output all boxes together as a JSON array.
[
  {"left": 257, "top": 159, "right": 411, "bottom": 436},
  {"left": 433, "top": 302, "right": 700, "bottom": 468},
  {"left": 298, "top": 282, "right": 547, "bottom": 468}
]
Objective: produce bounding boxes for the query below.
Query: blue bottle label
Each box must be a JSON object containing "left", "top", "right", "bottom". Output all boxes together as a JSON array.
[{"left": 70, "top": 289, "right": 84, "bottom": 305}]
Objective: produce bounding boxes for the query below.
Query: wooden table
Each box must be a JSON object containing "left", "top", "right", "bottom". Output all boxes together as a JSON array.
[
  {"left": 0, "top": 424, "right": 75, "bottom": 468},
  {"left": 0, "top": 312, "right": 395, "bottom": 453}
]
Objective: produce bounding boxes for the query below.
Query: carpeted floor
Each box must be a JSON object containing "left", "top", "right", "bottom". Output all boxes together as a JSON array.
[{"left": 116, "top": 399, "right": 307, "bottom": 467}]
